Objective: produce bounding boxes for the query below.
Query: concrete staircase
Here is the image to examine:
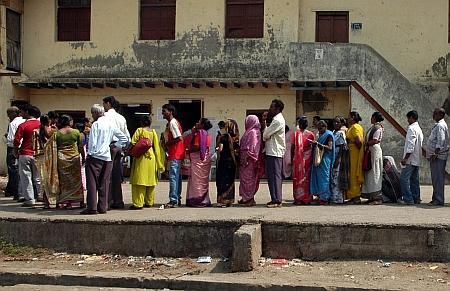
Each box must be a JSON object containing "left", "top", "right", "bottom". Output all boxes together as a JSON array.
[{"left": 289, "top": 42, "right": 446, "bottom": 180}]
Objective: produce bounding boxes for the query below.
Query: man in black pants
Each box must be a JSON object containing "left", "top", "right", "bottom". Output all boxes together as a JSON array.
[
  {"left": 103, "top": 96, "right": 130, "bottom": 209},
  {"left": 4, "top": 106, "right": 25, "bottom": 199}
]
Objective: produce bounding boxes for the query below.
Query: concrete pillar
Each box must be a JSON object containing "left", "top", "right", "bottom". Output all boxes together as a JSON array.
[{"left": 231, "top": 224, "right": 262, "bottom": 272}]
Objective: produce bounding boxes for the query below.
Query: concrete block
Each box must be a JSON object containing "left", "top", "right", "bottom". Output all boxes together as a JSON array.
[{"left": 231, "top": 224, "right": 262, "bottom": 272}]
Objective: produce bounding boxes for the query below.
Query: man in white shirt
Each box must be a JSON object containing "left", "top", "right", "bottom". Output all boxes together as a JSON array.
[
  {"left": 4, "top": 106, "right": 25, "bottom": 199},
  {"left": 426, "top": 107, "right": 449, "bottom": 206},
  {"left": 103, "top": 96, "right": 130, "bottom": 209},
  {"left": 81, "top": 104, "right": 128, "bottom": 215},
  {"left": 400, "top": 110, "right": 423, "bottom": 205},
  {"left": 263, "top": 99, "right": 286, "bottom": 207}
]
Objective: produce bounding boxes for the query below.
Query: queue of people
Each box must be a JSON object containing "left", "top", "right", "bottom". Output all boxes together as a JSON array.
[{"left": 3, "top": 97, "right": 448, "bottom": 214}]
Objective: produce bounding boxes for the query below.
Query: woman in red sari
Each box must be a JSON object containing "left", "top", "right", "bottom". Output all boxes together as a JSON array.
[{"left": 292, "top": 116, "right": 316, "bottom": 204}]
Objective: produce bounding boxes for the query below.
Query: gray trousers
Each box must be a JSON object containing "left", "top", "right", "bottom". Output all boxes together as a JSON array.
[
  {"left": 266, "top": 155, "right": 283, "bottom": 203},
  {"left": 430, "top": 158, "right": 447, "bottom": 204},
  {"left": 86, "top": 156, "right": 112, "bottom": 213},
  {"left": 18, "top": 155, "right": 40, "bottom": 205}
]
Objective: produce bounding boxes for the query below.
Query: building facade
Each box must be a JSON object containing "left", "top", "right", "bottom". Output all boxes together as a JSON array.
[{"left": 0, "top": 0, "right": 449, "bottom": 178}]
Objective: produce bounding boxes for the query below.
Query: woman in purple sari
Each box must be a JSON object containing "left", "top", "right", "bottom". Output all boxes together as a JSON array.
[
  {"left": 186, "top": 118, "right": 213, "bottom": 207},
  {"left": 238, "top": 115, "right": 262, "bottom": 207}
]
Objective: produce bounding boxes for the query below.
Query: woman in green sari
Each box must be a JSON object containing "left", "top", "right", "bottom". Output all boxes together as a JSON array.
[{"left": 45, "top": 115, "right": 85, "bottom": 208}]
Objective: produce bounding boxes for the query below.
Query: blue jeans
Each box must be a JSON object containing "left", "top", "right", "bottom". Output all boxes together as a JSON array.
[
  {"left": 168, "top": 159, "right": 182, "bottom": 203},
  {"left": 400, "top": 164, "right": 420, "bottom": 203}
]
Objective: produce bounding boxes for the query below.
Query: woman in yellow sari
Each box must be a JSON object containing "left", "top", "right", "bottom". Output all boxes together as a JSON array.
[
  {"left": 129, "top": 116, "right": 165, "bottom": 209},
  {"left": 346, "top": 111, "right": 365, "bottom": 204}
]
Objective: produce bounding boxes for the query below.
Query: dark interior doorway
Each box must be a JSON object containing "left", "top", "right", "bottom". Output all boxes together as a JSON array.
[
  {"left": 246, "top": 109, "right": 268, "bottom": 126},
  {"left": 316, "top": 11, "right": 349, "bottom": 43},
  {"left": 55, "top": 110, "right": 86, "bottom": 125},
  {"left": 169, "top": 100, "right": 202, "bottom": 132},
  {"left": 119, "top": 104, "right": 152, "bottom": 137}
]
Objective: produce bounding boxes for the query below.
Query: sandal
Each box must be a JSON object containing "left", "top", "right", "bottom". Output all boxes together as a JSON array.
[
  {"left": 345, "top": 198, "right": 361, "bottom": 205},
  {"left": 242, "top": 199, "right": 256, "bottom": 207}
]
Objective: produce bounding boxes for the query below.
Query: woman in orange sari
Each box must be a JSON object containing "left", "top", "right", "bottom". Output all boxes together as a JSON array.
[
  {"left": 346, "top": 111, "right": 365, "bottom": 204},
  {"left": 292, "top": 116, "right": 316, "bottom": 204}
]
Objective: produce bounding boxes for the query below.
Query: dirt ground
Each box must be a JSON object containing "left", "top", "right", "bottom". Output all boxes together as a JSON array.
[{"left": 0, "top": 243, "right": 449, "bottom": 291}]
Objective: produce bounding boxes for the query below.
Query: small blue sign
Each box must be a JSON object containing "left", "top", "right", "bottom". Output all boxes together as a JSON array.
[{"left": 352, "top": 23, "right": 363, "bottom": 30}]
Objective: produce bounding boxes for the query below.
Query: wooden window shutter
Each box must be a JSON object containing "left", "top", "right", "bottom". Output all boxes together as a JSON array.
[
  {"left": 226, "top": 0, "right": 264, "bottom": 38},
  {"left": 57, "top": 0, "right": 91, "bottom": 41},
  {"left": 140, "top": 0, "right": 176, "bottom": 40}
]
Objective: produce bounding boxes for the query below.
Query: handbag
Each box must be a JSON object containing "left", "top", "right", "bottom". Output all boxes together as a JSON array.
[
  {"left": 313, "top": 144, "right": 324, "bottom": 167},
  {"left": 130, "top": 130, "right": 153, "bottom": 158},
  {"left": 362, "top": 148, "right": 372, "bottom": 171}
]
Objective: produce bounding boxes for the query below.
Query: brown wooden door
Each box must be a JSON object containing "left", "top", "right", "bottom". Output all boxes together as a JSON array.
[{"left": 316, "top": 12, "right": 349, "bottom": 43}]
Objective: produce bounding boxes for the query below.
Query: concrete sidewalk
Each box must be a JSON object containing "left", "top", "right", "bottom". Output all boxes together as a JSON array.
[{"left": 0, "top": 182, "right": 449, "bottom": 227}]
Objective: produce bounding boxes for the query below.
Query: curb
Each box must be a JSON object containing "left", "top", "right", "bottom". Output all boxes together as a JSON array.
[{"left": 0, "top": 268, "right": 398, "bottom": 291}]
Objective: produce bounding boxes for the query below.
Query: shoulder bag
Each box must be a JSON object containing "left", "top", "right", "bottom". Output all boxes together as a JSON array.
[
  {"left": 313, "top": 144, "right": 324, "bottom": 167},
  {"left": 130, "top": 129, "right": 153, "bottom": 158}
]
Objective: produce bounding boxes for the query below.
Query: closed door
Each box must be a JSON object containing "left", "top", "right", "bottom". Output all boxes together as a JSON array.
[{"left": 316, "top": 12, "right": 349, "bottom": 43}]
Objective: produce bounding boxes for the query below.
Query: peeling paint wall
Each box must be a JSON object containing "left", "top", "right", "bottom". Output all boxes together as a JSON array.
[
  {"left": 23, "top": 0, "right": 449, "bottom": 84},
  {"left": 0, "top": 76, "right": 28, "bottom": 174},
  {"left": 0, "top": 0, "right": 25, "bottom": 174},
  {"left": 23, "top": 0, "right": 299, "bottom": 79}
]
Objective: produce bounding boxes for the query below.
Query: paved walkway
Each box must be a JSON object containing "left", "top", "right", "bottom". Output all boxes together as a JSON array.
[{"left": 0, "top": 182, "right": 449, "bottom": 227}]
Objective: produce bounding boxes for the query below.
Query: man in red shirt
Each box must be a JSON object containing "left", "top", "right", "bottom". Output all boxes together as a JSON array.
[
  {"left": 14, "top": 105, "right": 41, "bottom": 207},
  {"left": 162, "top": 104, "right": 184, "bottom": 208}
]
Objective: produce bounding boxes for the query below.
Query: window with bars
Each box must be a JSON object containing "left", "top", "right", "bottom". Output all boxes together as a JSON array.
[
  {"left": 6, "top": 9, "right": 21, "bottom": 72},
  {"left": 140, "top": 0, "right": 176, "bottom": 40},
  {"left": 57, "top": 0, "right": 91, "bottom": 41},
  {"left": 226, "top": 0, "right": 264, "bottom": 38}
]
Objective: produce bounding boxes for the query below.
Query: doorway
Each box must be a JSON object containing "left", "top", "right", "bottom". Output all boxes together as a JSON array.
[
  {"left": 316, "top": 11, "right": 349, "bottom": 43},
  {"left": 55, "top": 110, "right": 86, "bottom": 125},
  {"left": 169, "top": 100, "right": 202, "bottom": 132},
  {"left": 119, "top": 103, "right": 152, "bottom": 137}
]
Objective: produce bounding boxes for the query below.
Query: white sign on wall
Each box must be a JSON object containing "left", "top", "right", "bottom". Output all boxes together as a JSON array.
[
  {"left": 156, "top": 107, "right": 164, "bottom": 121},
  {"left": 315, "top": 49, "right": 324, "bottom": 60}
]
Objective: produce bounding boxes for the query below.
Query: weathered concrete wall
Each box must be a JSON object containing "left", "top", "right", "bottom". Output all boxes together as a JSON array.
[
  {"left": 0, "top": 76, "right": 28, "bottom": 174},
  {"left": 0, "top": 218, "right": 240, "bottom": 257},
  {"left": 29, "top": 86, "right": 297, "bottom": 137},
  {"left": 289, "top": 43, "right": 443, "bottom": 179},
  {"left": 22, "top": 0, "right": 449, "bottom": 84},
  {"left": 263, "top": 222, "right": 450, "bottom": 262},
  {"left": 22, "top": 0, "right": 299, "bottom": 79},
  {"left": 298, "top": 0, "right": 450, "bottom": 82},
  {"left": 2, "top": 217, "right": 449, "bottom": 262}
]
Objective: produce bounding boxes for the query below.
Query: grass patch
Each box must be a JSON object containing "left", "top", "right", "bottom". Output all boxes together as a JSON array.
[{"left": 0, "top": 240, "right": 50, "bottom": 257}]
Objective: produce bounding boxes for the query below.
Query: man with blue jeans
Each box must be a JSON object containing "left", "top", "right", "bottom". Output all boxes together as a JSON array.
[
  {"left": 162, "top": 104, "right": 184, "bottom": 208},
  {"left": 400, "top": 110, "right": 423, "bottom": 205}
]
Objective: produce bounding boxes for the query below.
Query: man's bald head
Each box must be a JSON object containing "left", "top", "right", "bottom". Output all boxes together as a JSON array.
[{"left": 6, "top": 106, "right": 20, "bottom": 121}]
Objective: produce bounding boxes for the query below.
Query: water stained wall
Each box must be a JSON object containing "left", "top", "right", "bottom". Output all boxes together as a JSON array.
[{"left": 39, "top": 28, "right": 289, "bottom": 80}]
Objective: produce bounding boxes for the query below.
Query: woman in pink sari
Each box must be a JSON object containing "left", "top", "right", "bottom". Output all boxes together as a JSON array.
[
  {"left": 186, "top": 118, "right": 213, "bottom": 207},
  {"left": 292, "top": 116, "right": 316, "bottom": 204},
  {"left": 238, "top": 115, "right": 262, "bottom": 207}
]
